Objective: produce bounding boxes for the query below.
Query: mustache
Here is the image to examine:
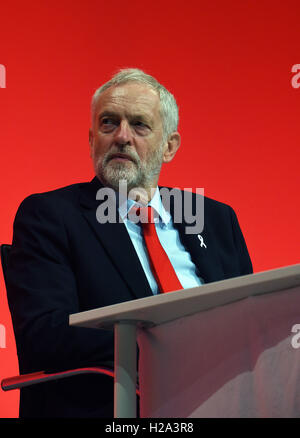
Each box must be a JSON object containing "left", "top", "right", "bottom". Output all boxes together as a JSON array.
[{"left": 104, "top": 147, "right": 140, "bottom": 166}]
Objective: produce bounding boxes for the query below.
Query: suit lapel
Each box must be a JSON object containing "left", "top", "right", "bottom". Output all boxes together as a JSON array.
[
  {"left": 78, "top": 178, "right": 153, "bottom": 300},
  {"left": 175, "top": 223, "right": 225, "bottom": 283},
  {"left": 160, "top": 187, "right": 225, "bottom": 284},
  {"left": 78, "top": 179, "right": 224, "bottom": 297}
]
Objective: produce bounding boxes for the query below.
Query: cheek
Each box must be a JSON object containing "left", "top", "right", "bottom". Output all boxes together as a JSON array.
[
  {"left": 90, "top": 145, "right": 103, "bottom": 165},
  {"left": 136, "top": 148, "right": 150, "bottom": 164},
  {"left": 92, "top": 137, "right": 109, "bottom": 155},
  {"left": 145, "top": 140, "right": 161, "bottom": 160},
  {"left": 137, "top": 138, "right": 157, "bottom": 157}
]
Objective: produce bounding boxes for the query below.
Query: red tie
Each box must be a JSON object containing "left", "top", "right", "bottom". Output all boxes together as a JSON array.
[{"left": 133, "top": 206, "right": 183, "bottom": 293}]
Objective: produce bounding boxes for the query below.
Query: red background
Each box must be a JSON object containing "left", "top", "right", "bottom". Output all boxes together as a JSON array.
[{"left": 0, "top": 0, "right": 299, "bottom": 417}]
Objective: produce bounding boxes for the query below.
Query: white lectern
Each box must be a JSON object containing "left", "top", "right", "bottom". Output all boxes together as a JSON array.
[{"left": 69, "top": 264, "right": 300, "bottom": 418}]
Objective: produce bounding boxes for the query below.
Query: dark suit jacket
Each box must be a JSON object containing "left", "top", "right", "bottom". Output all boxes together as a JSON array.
[{"left": 6, "top": 177, "right": 252, "bottom": 418}]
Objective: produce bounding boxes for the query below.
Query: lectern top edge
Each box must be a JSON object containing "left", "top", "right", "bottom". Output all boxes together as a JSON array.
[{"left": 69, "top": 263, "right": 300, "bottom": 329}]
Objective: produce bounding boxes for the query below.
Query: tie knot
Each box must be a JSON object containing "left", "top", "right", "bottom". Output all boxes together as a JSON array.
[{"left": 128, "top": 205, "right": 158, "bottom": 224}]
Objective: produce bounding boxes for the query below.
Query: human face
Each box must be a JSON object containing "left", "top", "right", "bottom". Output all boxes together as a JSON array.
[{"left": 89, "top": 82, "right": 167, "bottom": 196}]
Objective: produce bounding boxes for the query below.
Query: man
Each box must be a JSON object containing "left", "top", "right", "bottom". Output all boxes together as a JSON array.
[{"left": 6, "top": 68, "right": 252, "bottom": 418}]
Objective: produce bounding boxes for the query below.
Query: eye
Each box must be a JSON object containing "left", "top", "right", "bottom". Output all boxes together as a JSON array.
[
  {"left": 102, "top": 117, "right": 115, "bottom": 125},
  {"left": 100, "top": 117, "right": 118, "bottom": 132},
  {"left": 132, "top": 121, "right": 150, "bottom": 132}
]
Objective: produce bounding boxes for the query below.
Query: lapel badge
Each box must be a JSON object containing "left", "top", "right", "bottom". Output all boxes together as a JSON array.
[{"left": 197, "top": 234, "right": 207, "bottom": 249}]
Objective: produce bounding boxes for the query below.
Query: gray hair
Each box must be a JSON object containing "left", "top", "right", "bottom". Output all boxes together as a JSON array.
[{"left": 91, "top": 68, "right": 179, "bottom": 142}]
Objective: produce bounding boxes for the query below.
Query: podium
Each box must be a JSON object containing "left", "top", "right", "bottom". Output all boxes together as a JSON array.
[{"left": 69, "top": 264, "right": 300, "bottom": 418}]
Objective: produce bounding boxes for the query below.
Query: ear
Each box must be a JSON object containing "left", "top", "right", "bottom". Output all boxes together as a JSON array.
[{"left": 162, "top": 132, "right": 181, "bottom": 163}]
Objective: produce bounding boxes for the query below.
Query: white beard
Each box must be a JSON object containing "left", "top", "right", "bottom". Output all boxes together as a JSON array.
[{"left": 97, "top": 144, "right": 164, "bottom": 193}]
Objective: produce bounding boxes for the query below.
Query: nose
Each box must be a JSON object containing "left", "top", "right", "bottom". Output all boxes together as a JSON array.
[{"left": 114, "top": 120, "right": 132, "bottom": 146}]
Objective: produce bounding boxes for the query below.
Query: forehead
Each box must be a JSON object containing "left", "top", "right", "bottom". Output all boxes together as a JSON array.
[{"left": 95, "top": 82, "right": 161, "bottom": 119}]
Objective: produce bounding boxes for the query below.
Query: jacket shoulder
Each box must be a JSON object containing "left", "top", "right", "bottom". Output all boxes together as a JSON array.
[
  {"left": 16, "top": 181, "right": 89, "bottom": 208},
  {"left": 160, "top": 186, "right": 233, "bottom": 212},
  {"left": 13, "top": 181, "right": 92, "bottom": 226}
]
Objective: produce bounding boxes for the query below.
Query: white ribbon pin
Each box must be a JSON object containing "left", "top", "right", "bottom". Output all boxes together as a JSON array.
[{"left": 197, "top": 234, "right": 207, "bottom": 249}]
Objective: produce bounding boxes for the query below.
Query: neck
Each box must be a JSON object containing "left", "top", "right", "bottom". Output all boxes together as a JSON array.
[
  {"left": 96, "top": 174, "right": 158, "bottom": 205},
  {"left": 127, "top": 185, "right": 157, "bottom": 205}
]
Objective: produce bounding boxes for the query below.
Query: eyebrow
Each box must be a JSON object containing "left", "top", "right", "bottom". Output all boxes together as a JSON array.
[
  {"left": 98, "top": 111, "right": 153, "bottom": 125},
  {"left": 98, "top": 111, "right": 118, "bottom": 119}
]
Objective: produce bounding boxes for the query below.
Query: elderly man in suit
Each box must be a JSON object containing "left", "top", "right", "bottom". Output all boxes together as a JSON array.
[{"left": 6, "top": 68, "right": 252, "bottom": 418}]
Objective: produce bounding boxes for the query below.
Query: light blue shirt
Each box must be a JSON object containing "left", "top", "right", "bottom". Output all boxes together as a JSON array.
[{"left": 118, "top": 187, "right": 203, "bottom": 295}]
